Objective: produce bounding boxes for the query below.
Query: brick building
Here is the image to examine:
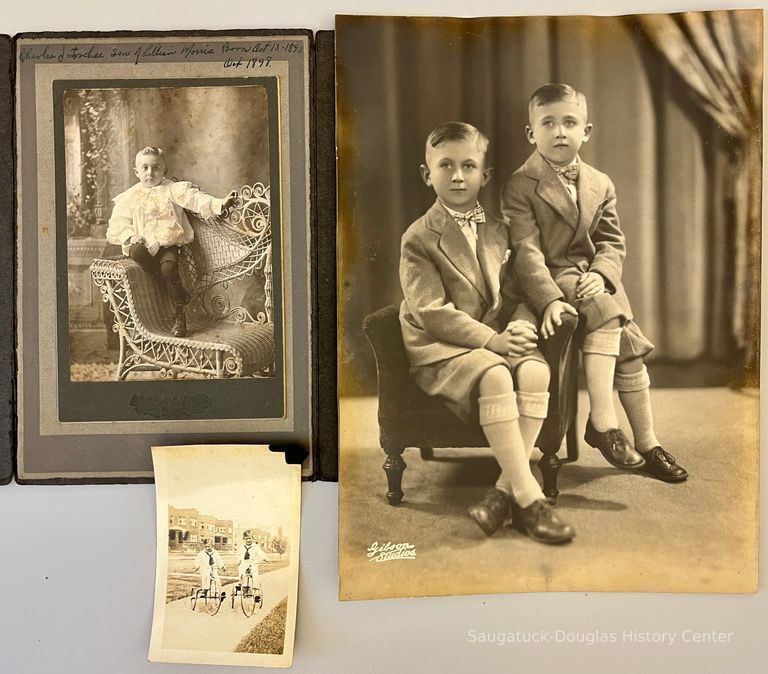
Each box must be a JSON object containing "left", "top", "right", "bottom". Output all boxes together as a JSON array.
[{"left": 168, "top": 506, "right": 234, "bottom": 552}]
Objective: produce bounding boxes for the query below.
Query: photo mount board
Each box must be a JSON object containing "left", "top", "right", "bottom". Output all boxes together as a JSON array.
[{"left": 14, "top": 29, "right": 329, "bottom": 483}]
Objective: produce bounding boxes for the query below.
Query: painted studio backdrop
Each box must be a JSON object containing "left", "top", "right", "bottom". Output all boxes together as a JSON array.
[
  {"left": 338, "top": 13, "right": 761, "bottom": 396},
  {"left": 64, "top": 84, "right": 272, "bottom": 380}
]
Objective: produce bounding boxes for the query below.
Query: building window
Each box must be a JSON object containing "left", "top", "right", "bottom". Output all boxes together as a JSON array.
[
  {"left": 179, "top": 517, "right": 186, "bottom": 525},
  {"left": 169, "top": 516, "right": 174, "bottom": 525},
  {"left": 191, "top": 518, "right": 197, "bottom": 527}
]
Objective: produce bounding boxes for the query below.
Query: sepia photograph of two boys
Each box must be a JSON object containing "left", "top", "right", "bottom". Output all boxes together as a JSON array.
[{"left": 337, "top": 11, "right": 761, "bottom": 598}]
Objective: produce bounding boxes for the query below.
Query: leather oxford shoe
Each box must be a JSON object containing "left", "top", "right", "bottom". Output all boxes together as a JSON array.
[
  {"left": 469, "top": 488, "right": 512, "bottom": 536},
  {"left": 517, "top": 500, "right": 575, "bottom": 545},
  {"left": 585, "top": 418, "right": 645, "bottom": 469},
  {"left": 640, "top": 446, "right": 688, "bottom": 482}
]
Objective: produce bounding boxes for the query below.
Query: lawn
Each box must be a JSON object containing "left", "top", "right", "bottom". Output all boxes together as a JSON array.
[{"left": 234, "top": 597, "right": 287, "bottom": 654}]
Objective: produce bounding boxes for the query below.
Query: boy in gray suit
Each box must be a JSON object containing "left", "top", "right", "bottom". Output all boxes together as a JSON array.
[
  {"left": 501, "top": 84, "right": 687, "bottom": 483},
  {"left": 400, "top": 121, "right": 574, "bottom": 543}
]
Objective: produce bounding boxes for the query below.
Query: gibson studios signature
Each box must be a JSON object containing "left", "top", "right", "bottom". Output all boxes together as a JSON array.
[{"left": 367, "top": 541, "right": 417, "bottom": 562}]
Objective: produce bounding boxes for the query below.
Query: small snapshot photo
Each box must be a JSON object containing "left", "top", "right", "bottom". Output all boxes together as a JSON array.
[
  {"left": 61, "top": 82, "right": 278, "bottom": 382},
  {"left": 149, "top": 445, "right": 300, "bottom": 668}
]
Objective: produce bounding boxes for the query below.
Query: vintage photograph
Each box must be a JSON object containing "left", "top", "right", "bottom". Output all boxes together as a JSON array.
[
  {"left": 337, "top": 12, "right": 761, "bottom": 598},
  {"left": 64, "top": 84, "right": 277, "bottom": 382},
  {"left": 15, "top": 33, "right": 314, "bottom": 482},
  {"left": 149, "top": 444, "right": 300, "bottom": 668}
]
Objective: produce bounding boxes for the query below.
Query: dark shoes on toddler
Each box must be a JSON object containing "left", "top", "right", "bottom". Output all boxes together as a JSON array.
[
  {"left": 172, "top": 306, "right": 187, "bottom": 338},
  {"left": 469, "top": 488, "right": 574, "bottom": 545}
]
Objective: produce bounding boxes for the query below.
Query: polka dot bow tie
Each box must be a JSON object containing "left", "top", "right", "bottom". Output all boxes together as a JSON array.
[{"left": 554, "top": 164, "right": 579, "bottom": 183}]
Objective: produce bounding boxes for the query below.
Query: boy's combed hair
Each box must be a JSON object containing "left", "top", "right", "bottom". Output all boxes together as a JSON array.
[
  {"left": 135, "top": 145, "right": 165, "bottom": 161},
  {"left": 425, "top": 121, "right": 489, "bottom": 156},
  {"left": 528, "top": 83, "right": 588, "bottom": 118},
  {"left": 242, "top": 530, "right": 252, "bottom": 538}
]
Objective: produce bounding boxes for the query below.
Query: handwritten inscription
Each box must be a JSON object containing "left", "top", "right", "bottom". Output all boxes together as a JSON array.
[
  {"left": 223, "top": 57, "right": 273, "bottom": 69},
  {"left": 20, "top": 45, "right": 65, "bottom": 63},
  {"left": 366, "top": 541, "right": 417, "bottom": 563},
  {"left": 20, "top": 41, "right": 303, "bottom": 66}
]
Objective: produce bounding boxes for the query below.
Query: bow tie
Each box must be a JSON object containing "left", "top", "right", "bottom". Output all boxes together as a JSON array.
[
  {"left": 454, "top": 206, "right": 486, "bottom": 228},
  {"left": 554, "top": 164, "right": 579, "bottom": 183}
]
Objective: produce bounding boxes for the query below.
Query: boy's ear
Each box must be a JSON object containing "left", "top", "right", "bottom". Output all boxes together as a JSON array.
[
  {"left": 525, "top": 125, "right": 536, "bottom": 145},
  {"left": 582, "top": 123, "right": 594, "bottom": 143},
  {"left": 133, "top": 166, "right": 140, "bottom": 178},
  {"left": 419, "top": 164, "right": 431, "bottom": 186},
  {"left": 481, "top": 166, "right": 494, "bottom": 186}
]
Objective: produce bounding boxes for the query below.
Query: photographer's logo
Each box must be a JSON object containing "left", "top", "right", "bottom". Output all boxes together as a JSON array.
[{"left": 366, "top": 541, "right": 417, "bottom": 562}]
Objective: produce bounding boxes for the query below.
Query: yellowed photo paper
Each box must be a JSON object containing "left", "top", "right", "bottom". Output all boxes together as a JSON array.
[
  {"left": 149, "top": 445, "right": 300, "bottom": 667},
  {"left": 15, "top": 32, "right": 316, "bottom": 483},
  {"left": 337, "top": 12, "right": 761, "bottom": 599}
]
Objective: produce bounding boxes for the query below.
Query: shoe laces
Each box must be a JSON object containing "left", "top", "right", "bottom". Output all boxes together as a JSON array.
[
  {"left": 648, "top": 446, "right": 676, "bottom": 465},
  {"left": 607, "top": 428, "right": 629, "bottom": 453}
]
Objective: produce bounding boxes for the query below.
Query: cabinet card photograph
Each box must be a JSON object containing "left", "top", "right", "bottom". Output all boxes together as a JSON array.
[
  {"left": 65, "top": 83, "right": 277, "bottom": 383},
  {"left": 336, "top": 12, "right": 761, "bottom": 599},
  {"left": 16, "top": 33, "right": 314, "bottom": 482},
  {"left": 149, "top": 445, "right": 300, "bottom": 668}
]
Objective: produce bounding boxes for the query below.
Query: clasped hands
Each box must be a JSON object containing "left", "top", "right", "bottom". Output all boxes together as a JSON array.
[{"left": 487, "top": 319, "right": 539, "bottom": 358}]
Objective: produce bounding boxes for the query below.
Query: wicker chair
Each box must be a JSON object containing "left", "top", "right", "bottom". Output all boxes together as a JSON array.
[
  {"left": 363, "top": 306, "right": 580, "bottom": 503},
  {"left": 90, "top": 183, "right": 275, "bottom": 380}
]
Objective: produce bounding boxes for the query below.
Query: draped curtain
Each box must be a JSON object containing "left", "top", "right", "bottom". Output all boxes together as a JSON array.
[
  {"left": 633, "top": 10, "right": 762, "bottom": 386},
  {"left": 336, "top": 12, "right": 761, "bottom": 395}
]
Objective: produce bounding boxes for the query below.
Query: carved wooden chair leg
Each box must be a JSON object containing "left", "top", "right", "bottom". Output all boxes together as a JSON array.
[
  {"left": 382, "top": 446, "right": 407, "bottom": 505},
  {"left": 538, "top": 445, "right": 562, "bottom": 501},
  {"left": 419, "top": 447, "right": 434, "bottom": 461}
]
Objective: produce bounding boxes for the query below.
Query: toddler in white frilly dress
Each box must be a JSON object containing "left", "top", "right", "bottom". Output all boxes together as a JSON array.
[{"left": 106, "top": 146, "right": 236, "bottom": 337}]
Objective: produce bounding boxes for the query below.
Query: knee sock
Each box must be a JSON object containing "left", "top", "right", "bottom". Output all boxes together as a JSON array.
[
  {"left": 516, "top": 391, "right": 550, "bottom": 460},
  {"left": 615, "top": 365, "right": 659, "bottom": 453},
  {"left": 479, "top": 393, "right": 544, "bottom": 509},
  {"left": 582, "top": 327, "right": 622, "bottom": 431}
]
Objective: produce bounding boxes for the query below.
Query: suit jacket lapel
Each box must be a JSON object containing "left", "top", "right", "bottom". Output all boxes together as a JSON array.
[
  {"left": 525, "top": 152, "right": 579, "bottom": 230},
  {"left": 477, "top": 219, "right": 508, "bottom": 313},
  {"left": 427, "top": 201, "right": 489, "bottom": 303},
  {"left": 576, "top": 162, "right": 603, "bottom": 233}
]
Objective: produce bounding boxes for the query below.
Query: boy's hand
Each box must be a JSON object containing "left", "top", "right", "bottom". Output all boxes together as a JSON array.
[
  {"left": 488, "top": 322, "right": 537, "bottom": 357},
  {"left": 541, "top": 300, "right": 578, "bottom": 339},
  {"left": 576, "top": 271, "right": 606, "bottom": 298},
  {"left": 505, "top": 319, "right": 538, "bottom": 346},
  {"left": 506, "top": 320, "right": 539, "bottom": 357},
  {"left": 222, "top": 190, "right": 238, "bottom": 210},
  {"left": 128, "top": 235, "right": 146, "bottom": 246}
]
